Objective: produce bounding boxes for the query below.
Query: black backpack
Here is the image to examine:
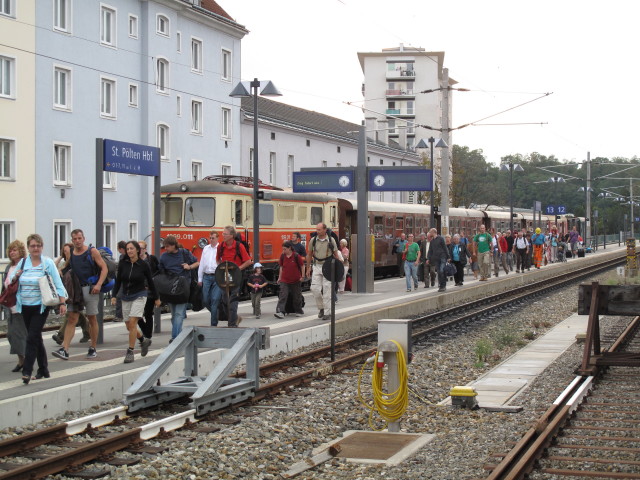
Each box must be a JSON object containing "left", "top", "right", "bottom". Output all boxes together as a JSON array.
[{"left": 310, "top": 235, "right": 336, "bottom": 262}]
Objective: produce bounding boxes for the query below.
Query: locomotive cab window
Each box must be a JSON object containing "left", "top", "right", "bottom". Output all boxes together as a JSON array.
[
  {"left": 234, "top": 200, "right": 243, "bottom": 226},
  {"left": 185, "top": 197, "right": 215, "bottom": 227},
  {"left": 311, "top": 207, "right": 323, "bottom": 225},
  {"left": 161, "top": 197, "right": 183, "bottom": 226}
]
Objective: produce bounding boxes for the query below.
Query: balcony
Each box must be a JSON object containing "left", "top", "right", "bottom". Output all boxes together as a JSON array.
[
  {"left": 386, "top": 89, "right": 415, "bottom": 97},
  {"left": 386, "top": 68, "right": 416, "bottom": 79},
  {"left": 385, "top": 108, "right": 415, "bottom": 116}
]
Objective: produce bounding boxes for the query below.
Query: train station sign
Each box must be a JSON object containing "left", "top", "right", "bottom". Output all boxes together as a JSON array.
[
  {"left": 103, "top": 139, "right": 160, "bottom": 177},
  {"left": 544, "top": 205, "right": 567, "bottom": 215},
  {"left": 368, "top": 168, "right": 432, "bottom": 192},
  {"left": 293, "top": 169, "right": 355, "bottom": 193}
]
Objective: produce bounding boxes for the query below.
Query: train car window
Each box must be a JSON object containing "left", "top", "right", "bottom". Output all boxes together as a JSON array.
[
  {"left": 298, "top": 206, "right": 307, "bottom": 221},
  {"left": 406, "top": 216, "right": 413, "bottom": 234},
  {"left": 278, "top": 204, "right": 294, "bottom": 222},
  {"left": 330, "top": 205, "right": 337, "bottom": 227},
  {"left": 184, "top": 197, "right": 215, "bottom": 227},
  {"left": 311, "top": 207, "right": 323, "bottom": 225},
  {"left": 235, "top": 200, "right": 243, "bottom": 226},
  {"left": 161, "top": 197, "right": 183, "bottom": 226},
  {"left": 374, "top": 216, "right": 383, "bottom": 237},
  {"left": 259, "top": 204, "right": 274, "bottom": 225},
  {"left": 395, "top": 217, "right": 404, "bottom": 230}
]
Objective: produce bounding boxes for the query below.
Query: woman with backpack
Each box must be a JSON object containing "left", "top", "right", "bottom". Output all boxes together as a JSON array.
[
  {"left": 111, "top": 241, "right": 160, "bottom": 364},
  {"left": 275, "top": 241, "right": 305, "bottom": 318}
]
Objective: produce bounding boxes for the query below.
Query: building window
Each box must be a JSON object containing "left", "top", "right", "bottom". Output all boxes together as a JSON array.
[
  {"left": 380, "top": 159, "right": 384, "bottom": 165},
  {"left": 191, "top": 38, "right": 202, "bottom": 73},
  {"left": 176, "top": 95, "right": 181, "bottom": 116},
  {"left": 100, "top": 5, "right": 116, "bottom": 47},
  {"left": 156, "top": 14, "right": 169, "bottom": 36},
  {"left": 128, "top": 14, "right": 138, "bottom": 38},
  {"left": 0, "top": 222, "right": 15, "bottom": 260},
  {"left": 0, "top": 138, "right": 14, "bottom": 180},
  {"left": 391, "top": 191, "right": 397, "bottom": 203},
  {"left": 270, "top": 132, "right": 275, "bottom": 140},
  {"left": 287, "top": 155, "right": 294, "bottom": 188},
  {"left": 336, "top": 162, "right": 341, "bottom": 167},
  {"left": 128, "top": 221, "right": 138, "bottom": 240},
  {"left": 156, "top": 58, "right": 168, "bottom": 93},
  {"left": 221, "top": 107, "right": 231, "bottom": 139},
  {"left": 0, "top": 56, "right": 15, "bottom": 98},
  {"left": 321, "top": 160, "right": 327, "bottom": 168},
  {"left": 128, "top": 83, "right": 138, "bottom": 107},
  {"left": 157, "top": 124, "right": 169, "bottom": 160},
  {"left": 191, "top": 160, "right": 202, "bottom": 181},
  {"left": 221, "top": 164, "right": 231, "bottom": 175},
  {"left": 0, "top": 0, "right": 14, "bottom": 17},
  {"left": 176, "top": 31, "right": 181, "bottom": 52},
  {"left": 100, "top": 76, "right": 116, "bottom": 118},
  {"left": 221, "top": 49, "right": 231, "bottom": 81},
  {"left": 176, "top": 158, "right": 181, "bottom": 179},
  {"left": 103, "top": 170, "right": 115, "bottom": 189},
  {"left": 269, "top": 152, "right": 276, "bottom": 185},
  {"left": 53, "top": 66, "right": 71, "bottom": 110},
  {"left": 53, "top": 143, "right": 71, "bottom": 186},
  {"left": 306, "top": 139, "right": 310, "bottom": 147},
  {"left": 54, "top": 0, "right": 71, "bottom": 32},
  {"left": 248, "top": 148, "right": 253, "bottom": 177},
  {"left": 191, "top": 100, "right": 202, "bottom": 134},
  {"left": 53, "top": 221, "right": 71, "bottom": 259},
  {"left": 337, "top": 146, "right": 341, "bottom": 153},
  {"left": 103, "top": 222, "right": 116, "bottom": 251}
]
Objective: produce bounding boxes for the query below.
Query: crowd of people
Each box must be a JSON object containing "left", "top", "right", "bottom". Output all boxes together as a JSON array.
[
  {"left": 393, "top": 224, "right": 584, "bottom": 288},
  {"left": 2, "top": 222, "right": 583, "bottom": 384}
]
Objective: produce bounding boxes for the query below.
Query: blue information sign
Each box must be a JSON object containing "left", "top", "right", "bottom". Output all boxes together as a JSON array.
[
  {"left": 368, "top": 168, "right": 432, "bottom": 192},
  {"left": 545, "top": 205, "right": 567, "bottom": 215},
  {"left": 293, "top": 170, "right": 355, "bottom": 193},
  {"left": 103, "top": 139, "right": 160, "bottom": 177}
]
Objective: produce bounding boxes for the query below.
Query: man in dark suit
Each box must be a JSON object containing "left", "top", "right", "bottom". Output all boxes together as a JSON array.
[{"left": 426, "top": 228, "right": 450, "bottom": 292}]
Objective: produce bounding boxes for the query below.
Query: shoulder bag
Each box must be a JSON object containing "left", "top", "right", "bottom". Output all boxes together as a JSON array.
[{"left": 0, "top": 258, "right": 26, "bottom": 308}]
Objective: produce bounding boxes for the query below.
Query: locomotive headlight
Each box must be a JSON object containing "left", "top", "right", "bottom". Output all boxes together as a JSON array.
[
  {"left": 180, "top": 184, "right": 189, "bottom": 192},
  {"left": 198, "top": 237, "right": 209, "bottom": 248}
]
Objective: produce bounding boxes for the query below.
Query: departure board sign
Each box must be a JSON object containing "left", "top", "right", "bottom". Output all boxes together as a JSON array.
[
  {"left": 293, "top": 170, "right": 355, "bottom": 193},
  {"left": 368, "top": 168, "right": 432, "bottom": 192},
  {"left": 103, "top": 139, "right": 160, "bottom": 177},
  {"left": 544, "top": 205, "right": 567, "bottom": 215}
]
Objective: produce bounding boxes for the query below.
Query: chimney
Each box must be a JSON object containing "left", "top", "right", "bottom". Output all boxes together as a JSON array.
[
  {"left": 365, "top": 117, "right": 377, "bottom": 142},
  {"left": 378, "top": 119, "right": 388, "bottom": 145},
  {"left": 398, "top": 124, "right": 407, "bottom": 151}
]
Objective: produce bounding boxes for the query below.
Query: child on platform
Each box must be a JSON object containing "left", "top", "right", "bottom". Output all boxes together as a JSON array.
[{"left": 247, "top": 263, "right": 268, "bottom": 319}]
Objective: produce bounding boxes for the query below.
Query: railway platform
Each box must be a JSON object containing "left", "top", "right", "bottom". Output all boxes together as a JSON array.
[{"left": 0, "top": 243, "right": 629, "bottom": 429}]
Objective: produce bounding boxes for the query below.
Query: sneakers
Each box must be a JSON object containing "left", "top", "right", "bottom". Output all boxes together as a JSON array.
[
  {"left": 140, "top": 337, "right": 151, "bottom": 357},
  {"left": 321, "top": 315, "right": 331, "bottom": 321},
  {"left": 295, "top": 312, "right": 304, "bottom": 317},
  {"left": 52, "top": 333, "right": 63, "bottom": 345},
  {"left": 414, "top": 284, "right": 418, "bottom": 290},
  {"left": 438, "top": 287, "right": 446, "bottom": 292},
  {"left": 274, "top": 312, "right": 285, "bottom": 319},
  {"left": 86, "top": 347, "right": 97, "bottom": 359},
  {"left": 317, "top": 309, "right": 324, "bottom": 319},
  {"left": 124, "top": 348, "right": 134, "bottom": 364},
  {"left": 52, "top": 347, "right": 69, "bottom": 360},
  {"left": 256, "top": 315, "right": 261, "bottom": 319},
  {"left": 79, "top": 335, "right": 90, "bottom": 343},
  {"left": 406, "top": 289, "right": 411, "bottom": 292}
]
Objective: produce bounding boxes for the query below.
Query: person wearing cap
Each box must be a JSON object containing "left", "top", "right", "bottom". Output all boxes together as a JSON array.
[
  {"left": 247, "top": 263, "right": 268, "bottom": 319},
  {"left": 531, "top": 227, "right": 546, "bottom": 269}
]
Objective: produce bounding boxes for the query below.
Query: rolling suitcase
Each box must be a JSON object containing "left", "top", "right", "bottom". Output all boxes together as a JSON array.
[{"left": 577, "top": 248, "right": 585, "bottom": 258}]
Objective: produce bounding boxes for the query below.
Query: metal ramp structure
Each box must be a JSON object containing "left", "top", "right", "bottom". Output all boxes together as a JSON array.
[{"left": 124, "top": 326, "right": 269, "bottom": 415}]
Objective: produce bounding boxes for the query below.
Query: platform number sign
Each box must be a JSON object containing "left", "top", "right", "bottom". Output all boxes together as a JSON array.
[{"left": 545, "top": 205, "right": 567, "bottom": 215}]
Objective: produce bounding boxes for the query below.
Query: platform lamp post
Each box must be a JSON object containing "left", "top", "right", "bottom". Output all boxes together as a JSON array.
[
  {"left": 578, "top": 186, "right": 594, "bottom": 244},
  {"left": 499, "top": 162, "right": 524, "bottom": 232},
  {"left": 229, "top": 78, "right": 282, "bottom": 262},
  {"left": 416, "top": 137, "right": 447, "bottom": 229}
]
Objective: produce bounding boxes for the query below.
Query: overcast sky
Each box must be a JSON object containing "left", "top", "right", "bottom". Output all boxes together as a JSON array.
[{"left": 221, "top": 0, "right": 639, "bottom": 165}]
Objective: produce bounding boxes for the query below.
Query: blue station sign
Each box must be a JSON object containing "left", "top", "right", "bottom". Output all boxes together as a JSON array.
[
  {"left": 368, "top": 168, "right": 432, "bottom": 192},
  {"left": 293, "top": 170, "right": 355, "bottom": 193},
  {"left": 103, "top": 139, "right": 160, "bottom": 177},
  {"left": 544, "top": 205, "right": 567, "bottom": 215}
]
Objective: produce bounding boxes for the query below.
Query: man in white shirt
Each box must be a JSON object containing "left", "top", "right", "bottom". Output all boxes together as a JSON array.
[{"left": 198, "top": 231, "right": 222, "bottom": 326}]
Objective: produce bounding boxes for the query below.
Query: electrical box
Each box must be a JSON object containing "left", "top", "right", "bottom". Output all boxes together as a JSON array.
[
  {"left": 449, "top": 386, "right": 478, "bottom": 409},
  {"left": 377, "top": 319, "right": 412, "bottom": 362}
]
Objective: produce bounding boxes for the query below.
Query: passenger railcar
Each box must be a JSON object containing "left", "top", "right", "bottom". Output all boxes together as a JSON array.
[{"left": 160, "top": 176, "right": 337, "bottom": 286}]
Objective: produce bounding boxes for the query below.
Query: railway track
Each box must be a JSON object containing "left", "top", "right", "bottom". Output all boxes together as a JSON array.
[
  {"left": 484, "top": 316, "right": 640, "bottom": 479},
  {"left": 0, "top": 255, "right": 626, "bottom": 479}
]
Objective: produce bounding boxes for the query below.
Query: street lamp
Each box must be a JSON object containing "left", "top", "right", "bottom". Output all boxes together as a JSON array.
[
  {"left": 499, "top": 162, "right": 524, "bottom": 232},
  {"left": 229, "top": 78, "right": 282, "bottom": 262}
]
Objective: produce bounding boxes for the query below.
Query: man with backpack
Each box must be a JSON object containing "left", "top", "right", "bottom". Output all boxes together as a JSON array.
[
  {"left": 53, "top": 229, "right": 109, "bottom": 360},
  {"left": 306, "top": 223, "right": 339, "bottom": 321},
  {"left": 275, "top": 241, "right": 305, "bottom": 318},
  {"left": 216, "top": 225, "right": 252, "bottom": 327}
]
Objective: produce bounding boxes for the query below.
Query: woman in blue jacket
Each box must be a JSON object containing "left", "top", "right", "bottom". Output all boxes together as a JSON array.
[{"left": 14, "top": 234, "right": 67, "bottom": 384}]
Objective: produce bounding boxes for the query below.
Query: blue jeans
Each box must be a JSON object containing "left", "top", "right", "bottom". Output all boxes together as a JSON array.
[
  {"left": 437, "top": 257, "right": 448, "bottom": 288},
  {"left": 169, "top": 303, "right": 188, "bottom": 340},
  {"left": 202, "top": 274, "right": 222, "bottom": 326},
  {"left": 404, "top": 261, "right": 418, "bottom": 290}
]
